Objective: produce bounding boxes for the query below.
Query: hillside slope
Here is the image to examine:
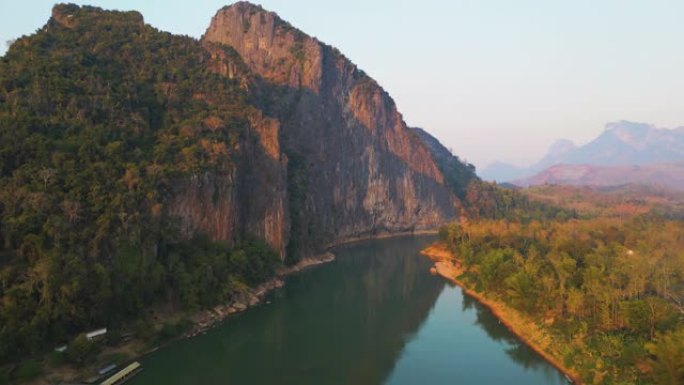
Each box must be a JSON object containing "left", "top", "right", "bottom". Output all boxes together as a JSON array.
[
  {"left": 513, "top": 162, "right": 684, "bottom": 191},
  {"left": 410, "top": 127, "right": 477, "bottom": 199},
  {"left": 0, "top": 2, "right": 469, "bottom": 360}
]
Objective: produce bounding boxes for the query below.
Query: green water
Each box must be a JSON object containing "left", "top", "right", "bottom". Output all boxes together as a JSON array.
[{"left": 130, "top": 236, "right": 567, "bottom": 385}]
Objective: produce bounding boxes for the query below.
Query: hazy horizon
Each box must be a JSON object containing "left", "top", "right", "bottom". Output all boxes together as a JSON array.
[{"left": 3, "top": 0, "right": 684, "bottom": 170}]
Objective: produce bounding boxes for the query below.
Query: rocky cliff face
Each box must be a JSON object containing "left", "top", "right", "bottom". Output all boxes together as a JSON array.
[
  {"left": 202, "top": 2, "right": 458, "bottom": 259},
  {"left": 169, "top": 107, "right": 289, "bottom": 258},
  {"left": 0, "top": 3, "right": 471, "bottom": 361},
  {"left": 411, "top": 127, "right": 477, "bottom": 200}
]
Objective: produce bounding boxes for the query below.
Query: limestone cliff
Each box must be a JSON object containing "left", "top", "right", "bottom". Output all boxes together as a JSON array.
[
  {"left": 168, "top": 107, "right": 289, "bottom": 258},
  {"left": 202, "top": 2, "right": 459, "bottom": 259},
  {"left": 0, "top": 3, "right": 475, "bottom": 361}
]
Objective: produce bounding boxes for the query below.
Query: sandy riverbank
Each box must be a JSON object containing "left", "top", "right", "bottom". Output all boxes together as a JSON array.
[{"left": 421, "top": 243, "right": 583, "bottom": 385}]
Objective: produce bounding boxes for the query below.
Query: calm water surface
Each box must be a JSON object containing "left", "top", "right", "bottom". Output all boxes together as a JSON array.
[{"left": 130, "top": 236, "right": 567, "bottom": 385}]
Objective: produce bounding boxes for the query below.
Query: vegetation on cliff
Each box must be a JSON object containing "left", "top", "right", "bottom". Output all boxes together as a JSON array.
[
  {"left": 410, "top": 127, "right": 477, "bottom": 199},
  {"left": 439, "top": 217, "right": 684, "bottom": 384},
  {"left": 410, "top": 127, "right": 573, "bottom": 223},
  {"left": 0, "top": 2, "right": 568, "bottom": 380},
  {"left": 0, "top": 4, "right": 280, "bottom": 364},
  {"left": 461, "top": 181, "right": 577, "bottom": 222}
]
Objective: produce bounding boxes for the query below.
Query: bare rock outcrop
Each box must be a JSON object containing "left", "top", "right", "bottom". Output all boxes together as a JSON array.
[{"left": 201, "top": 2, "right": 458, "bottom": 259}]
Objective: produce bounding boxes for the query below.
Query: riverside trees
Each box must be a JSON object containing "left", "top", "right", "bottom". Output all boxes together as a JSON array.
[
  {"left": 0, "top": 5, "right": 279, "bottom": 363},
  {"left": 441, "top": 217, "right": 684, "bottom": 384}
]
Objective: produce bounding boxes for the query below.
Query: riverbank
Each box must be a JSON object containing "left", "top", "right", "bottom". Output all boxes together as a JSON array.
[
  {"left": 329, "top": 229, "right": 439, "bottom": 248},
  {"left": 20, "top": 232, "right": 434, "bottom": 384},
  {"left": 187, "top": 252, "right": 336, "bottom": 337},
  {"left": 420, "top": 243, "right": 583, "bottom": 385},
  {"left": 20, "top": 252, "right": 336, "bottom": 385},
  {"left": 183, "top": 238, "right": 478, "bottom": 337}
]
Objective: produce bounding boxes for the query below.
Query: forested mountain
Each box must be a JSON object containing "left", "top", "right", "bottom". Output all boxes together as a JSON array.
[
  {"left": 0, "top": 2, "right": 476, "bottom": 362},
  {"left": 410, "top": 127, "right": 477, "bottom": 199},
  {"left": 202, "top": 2, "right": 466, "bottom": 260},
  {"left": 0, "top": 3, "right": 285, "bottom": 361}
]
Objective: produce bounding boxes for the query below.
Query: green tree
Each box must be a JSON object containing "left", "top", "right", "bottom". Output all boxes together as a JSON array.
[
  {"left": 65, "top": 334, "right": 97, "bottom": 367},
  {"left": 646, "top": 329, "right": 684, "bottom": 385}
]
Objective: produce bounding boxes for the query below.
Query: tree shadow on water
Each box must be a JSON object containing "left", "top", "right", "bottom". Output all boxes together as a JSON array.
[{"left": 463, "top": 291, "right": 565, "bottom": 381}]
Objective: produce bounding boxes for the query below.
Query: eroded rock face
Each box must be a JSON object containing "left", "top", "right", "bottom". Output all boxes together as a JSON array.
[
  {"left": 204, "top": 2, "right": 323, "bottom": 92},
  {"left": 201, "top": 2, "right": 458, "bottom": 258},
  {"left": 155, "top": 37, "right": 291, "bottom": 258},
  {"left": 169, "top": 109, "right": 289, "bottom": 258}
]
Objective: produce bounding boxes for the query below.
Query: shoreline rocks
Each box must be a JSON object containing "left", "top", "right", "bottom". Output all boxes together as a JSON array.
[
  {"left": 277, "top": 252, "right": 336, "bottom": 276},
  {"left": 185, "top": 252, "right": 336, "bottom": 337}
]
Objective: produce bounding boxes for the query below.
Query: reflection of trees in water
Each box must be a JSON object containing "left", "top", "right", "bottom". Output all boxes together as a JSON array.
[
  {"left": 243, "top": 235, "right": 445, "bottom": 385},
  {"left": 132, "top": 237, "right": 568, "bottom": 385},
  {"left": 464, "top": 290, "right": 566, "bottom": 383},
  {"left": 133, "top": 236, "right": 447, "bottom": 385},
  {"left": 332, "top": 236, "right": 447, "bottom": 384},
  {"left": 462, "top": 289, "right": 476, "bottom": 312}
]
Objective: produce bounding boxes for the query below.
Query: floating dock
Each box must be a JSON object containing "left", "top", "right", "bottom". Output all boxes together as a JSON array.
[{"left": 99, "top": 361, "right": 142, "bottom": 385}]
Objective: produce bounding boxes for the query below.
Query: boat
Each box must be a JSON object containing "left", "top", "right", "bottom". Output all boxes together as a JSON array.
[{"left": 99, "top": 361, "right": 142, "bottom": 385}]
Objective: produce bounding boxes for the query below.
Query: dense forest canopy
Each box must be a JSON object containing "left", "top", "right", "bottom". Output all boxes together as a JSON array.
[
  {"left": 4, "top": 5, "right": 680, "bottom": 385},
  {"left": 461, "top": 181, "right": 577, "bottom": 222},
  {"left": 441, "top": 217, "right": 684, "bottom": 384},
  {"left": 0, "top": 4, "right": 279, "bottom": 362},
  {"left": 522, "top": 184, "right": 684, "bottom": 221}
]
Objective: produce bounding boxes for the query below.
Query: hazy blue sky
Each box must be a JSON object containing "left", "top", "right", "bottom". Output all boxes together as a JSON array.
[{"left": 2, "top": 1, "right": 684, "bottom": 169}]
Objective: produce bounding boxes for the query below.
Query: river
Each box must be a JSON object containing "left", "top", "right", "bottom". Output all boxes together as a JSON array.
[{"left": 129, "top": 235, "right": 567, "bottom": 385}]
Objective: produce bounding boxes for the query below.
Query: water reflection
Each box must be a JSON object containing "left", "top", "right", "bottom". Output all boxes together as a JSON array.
[
  {"left": 130, "top": 236, "right": 566, "bottom": 385},
  {"left": 131, "top": 236, "right": 445, "bottom": 385},
  {"left": 466, "top": 291, "right": 566, "bottom": 383}
]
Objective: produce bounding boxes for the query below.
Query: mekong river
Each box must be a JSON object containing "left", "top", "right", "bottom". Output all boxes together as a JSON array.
[{"left": 129, "top": 235, "right": 566, "bottom": 385}]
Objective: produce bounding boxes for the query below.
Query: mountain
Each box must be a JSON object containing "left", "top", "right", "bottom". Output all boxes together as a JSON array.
[
  {"left": 202, "top": 2, "right": 470, "bottom": 258},
  {"left": 479, "top": 162, "right": 528, "bottom": 183},
  {"left": 533, "top": 138, "right": 577, "bottom": 169},
  {"left": 0, "top": 3, "right": 474, "bottom": 359},
  {"left": 513, "top": 162, "right": 684, "bottom": 191},
  {"left": 561, "top": 121, "right": 684, "bottom": 166},
  {"left": 480, "top": 139, "right": 577, "bottom": 182},
  {"left": 481, "top": 121, "right": 684, "bottom": 182},
  {"left": 410, "top": 127, "right": 477, "bottom": 199}
]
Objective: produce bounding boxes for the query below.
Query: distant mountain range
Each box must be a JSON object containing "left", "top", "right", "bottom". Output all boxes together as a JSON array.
[
  {"left": 482, "top": 138, "right": 577, "bottom": 182},
  {"left": 481, "top": 121, "right": 684, "bottom": 185},
  {"left": 513, "top": 162, "right": 684, "bottom": 191}
]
